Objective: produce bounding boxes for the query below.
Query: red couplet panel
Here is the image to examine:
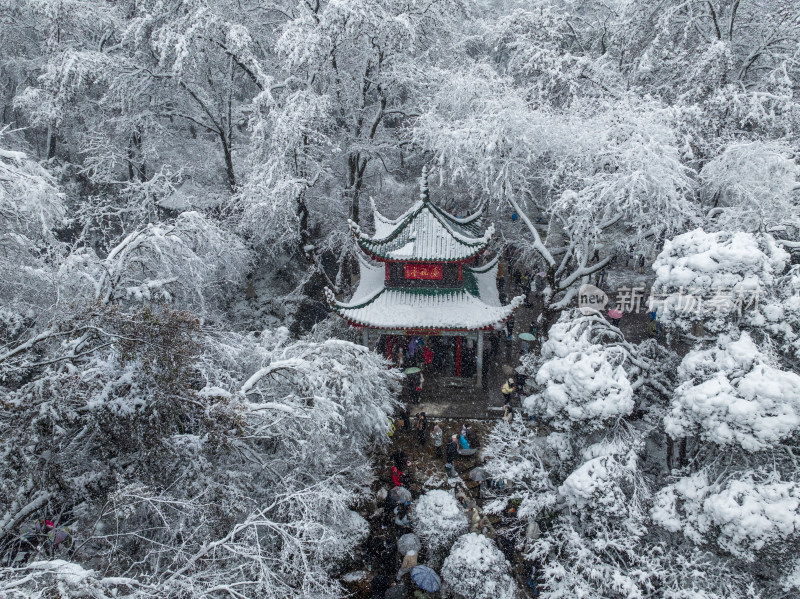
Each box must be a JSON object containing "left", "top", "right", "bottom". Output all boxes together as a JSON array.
[
  {"left": 404, "top": 263, "right": 444, "bottom": 280},
  {"left": 455, "top": 336, "right": 462, "bottom": 377}
]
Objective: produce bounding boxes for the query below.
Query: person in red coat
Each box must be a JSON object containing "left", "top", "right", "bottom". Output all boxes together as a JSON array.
[
  {"left": 391, "top": 465, "right": 403, "bottom": 487},
  {"left": 423, "top": 346, "right": 434, "bottom": 367}
]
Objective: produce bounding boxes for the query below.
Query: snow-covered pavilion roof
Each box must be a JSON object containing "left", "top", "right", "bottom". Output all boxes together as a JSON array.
[
  {"left": 325, "top": 255, "right": 523, "bottom": 331},
  {"left": 350, "top": 195, "right": 493, "bottom": 263},
  {"left": 327, "top": 171, "right": 520, "bottom": 331},
  {"left": 326, "top": 287, "right": 522, "bottom": 331}
]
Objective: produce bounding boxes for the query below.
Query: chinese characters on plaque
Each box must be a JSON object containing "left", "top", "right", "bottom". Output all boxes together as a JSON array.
[{"left": 404, "top": 263, "right": 444, "bottom": 280}]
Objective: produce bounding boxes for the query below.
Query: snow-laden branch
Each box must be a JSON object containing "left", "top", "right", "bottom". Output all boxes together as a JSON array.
[{"left": 507, "top": 195, "right": 555, "bottom": 267}]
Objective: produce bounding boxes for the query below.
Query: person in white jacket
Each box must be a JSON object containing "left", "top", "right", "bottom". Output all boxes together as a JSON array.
[{"left": 430, "top": 423, "right": 443, "bottom": 458}]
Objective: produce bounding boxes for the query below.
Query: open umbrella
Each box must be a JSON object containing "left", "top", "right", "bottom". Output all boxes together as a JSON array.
[
  {"left": 404, "top": 366, "right": 421, "bottom": 374},
  {"left": 411, "top": 565, "right": 441, "bottom": 592},
  {"left": 519, "top": 332, "right": 535, "bottom": 342},
  {"left": 384, "top": 583, "right": 407, "bottom": 599},
  {"left": 608, "top": 309, "right": 623, "bottom": 320},
  {"left": 469, "top": 467, "right": 490, "bottom": 482},
  {"left": 397, "top": 533, "right": 421, "bottom": 555},
  {"left": 390, "top": 486, "right": 412, "bottom": 504}
]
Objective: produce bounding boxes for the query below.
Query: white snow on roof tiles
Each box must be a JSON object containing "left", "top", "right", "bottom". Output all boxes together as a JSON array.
[
  {"left": 335, "top": 289, "right": 523, "bottom": 330},
  {"left": 370, "top": 198, "right": 422, "bottom": 240},
  {"left": 350, "top": 254, "right": 386, "bottom": 303},
  {"left": 468, "top": 256, "right": 502, "bottom": 307},
  {"left": 360, "top": 201, "right": 491, "bottom": 262},
  {"left": 389, "top": 240, "right": 417, "bottom": 258}
]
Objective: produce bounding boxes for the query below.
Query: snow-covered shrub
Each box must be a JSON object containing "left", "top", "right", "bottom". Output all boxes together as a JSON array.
[
  {"left": 530, "top": 516, "right": 661, "bottom": 599},
  {"left": 652, "top": 229, "right": 789, "bottom": 336},
  {"left": 665, "top": 332, "right": 800, "bottom": 451},
  {"left": 411, "top": 490, "right": 469, "bottom": 554},
  {"left": 524, "top": 316, "right": 634, "bottom": 432},
  {"left": 559, "top": 438, "right": 646, "bottom": 526},
  {"left": 441, "top": 533, "right": 517, "bottom": 599},
  {"left": 481, "top": 418, "right": 558, "bottom": 520},
  {"left": 652, "top": 470, "right": 800, "bottom": 560},
  {"left": 759, "top": 264, "right": 800, "bottom": 361}
]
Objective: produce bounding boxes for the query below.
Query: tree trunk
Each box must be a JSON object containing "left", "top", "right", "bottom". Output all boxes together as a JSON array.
[
  {"left": 127, "top": 127, "right": 146, "bottom": 182},
  {"left": 677, "top": 437, "right": 688, "bottom": 469},
  {"left": 347, "top": 154, "right": 360, "bottom": 223},
  {"left": 46, "top": 124, "right": 56, "bottom": 160},
  {"left": 346, "top": 153, "right": 369, "bottom": 224},
  {"left": 298, "top": 196, "right": 311, "bottom": 254},
  {"left": 535, "top": 265, "right": 560, "bottom": 340},
  {"left": 220, "top": 130, "right": 236, "bottom": 191},
  {"left": 666, "top": 435, "right": 674, "bottom": 471}
]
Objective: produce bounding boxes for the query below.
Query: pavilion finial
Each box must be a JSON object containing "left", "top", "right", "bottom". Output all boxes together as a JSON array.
[{"left": 419, "top": 167, "right": 429, "bottom": 203}]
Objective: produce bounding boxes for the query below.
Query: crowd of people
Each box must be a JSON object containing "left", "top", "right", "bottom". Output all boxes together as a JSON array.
[
  {"left": 365, "top": 394, "right": 548, "bottom": 597},
  {"left": 393, "top": 336, "right": 434, "bottom": 372},
  {"left": 363, "top": 408, "right": 491, "bottom": 598}
]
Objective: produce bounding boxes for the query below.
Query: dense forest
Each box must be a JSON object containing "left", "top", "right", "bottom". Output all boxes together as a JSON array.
[{"left": 1, "top": 0, "right": 799, "bottom": 597}]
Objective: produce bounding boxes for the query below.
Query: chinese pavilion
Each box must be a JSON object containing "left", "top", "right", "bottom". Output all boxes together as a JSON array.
[{"left": 325, "top": 171, "right": 523, "bottom": 386}]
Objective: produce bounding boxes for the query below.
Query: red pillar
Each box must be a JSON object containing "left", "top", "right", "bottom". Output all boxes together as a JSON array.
[
  {"left": 455, "top": 336, "right": 462, "bottom": 377},
  {"left": 386, "top": 335, "right": 393, "bottom": 366}
]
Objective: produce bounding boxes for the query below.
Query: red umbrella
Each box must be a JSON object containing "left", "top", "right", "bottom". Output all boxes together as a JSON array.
[{"left": 608, "top": 309, "right": 623, "bottom": 319}]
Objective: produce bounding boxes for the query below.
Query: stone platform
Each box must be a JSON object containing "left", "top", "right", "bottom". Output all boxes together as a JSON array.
[{"left": 414, "top": 376, "right": 498, "bottom": 420}]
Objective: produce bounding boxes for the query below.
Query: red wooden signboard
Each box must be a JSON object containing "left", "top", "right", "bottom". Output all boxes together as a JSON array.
[
  {"left": 404, "top": 263, "right": 443, "bottom": 280},
  {"left": 406, "top": 329, "right": 440, "bottom": 336}
]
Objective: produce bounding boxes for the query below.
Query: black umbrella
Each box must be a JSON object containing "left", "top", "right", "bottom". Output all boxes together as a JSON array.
[{"left": 384, "top": 583, "right": 407, "bottom": 599}]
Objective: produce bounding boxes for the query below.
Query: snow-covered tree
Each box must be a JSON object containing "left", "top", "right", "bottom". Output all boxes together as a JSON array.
[
  {"left": 521, "top": 312, "right": 672, "bottom": 437},
  {"left": 526, "top": 317, "right": 634, "bottom": 433},
  {"left": 0, "top": 138, "right": 65, "bottom": 334},
  {"left": 700, "top": 141, "right": 800, "bottom": 232},
  {"left": 482, "top": 417, "right": 557, "bottom": 525},
  {"left": 0, "top": 210, "right": 249, "bottom": 386},
  {"left": 441, "top": 533, "right": 518, "bottom": 599},
  {"left": 653, "top": 469, "right": 800, "bottom": 562},
  {"left": 559, "top": 437, "right": 649, "bottom": 526},
  {"left": 652, "top": 228, "right": 790, "bottom": 338},
  {"left": 0, "top": 325, "right": 399, "bottom": 597},
  {"left": 760, "top": 264, "right": 800, "bottom": 360},
  {"left": 2, "top": 0, "right": 800, "bottom": 596},
  {"left": 653, "top": 328, "right": 800, "bottom": 585},
  {"left": 665, "top": 332, "right": 800, "bottom": 452},
  {"left": 527, "top": 425, "right": 662, "bottom": 599},
  {"left": 414, "top": 64, "right": 698, "bottom": 331},
  {"left": 235, "top": 0, "right": 467, "bottom": 271},
  {"left": 411, "top": 489, "right": 469, "bottom": 556}
]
